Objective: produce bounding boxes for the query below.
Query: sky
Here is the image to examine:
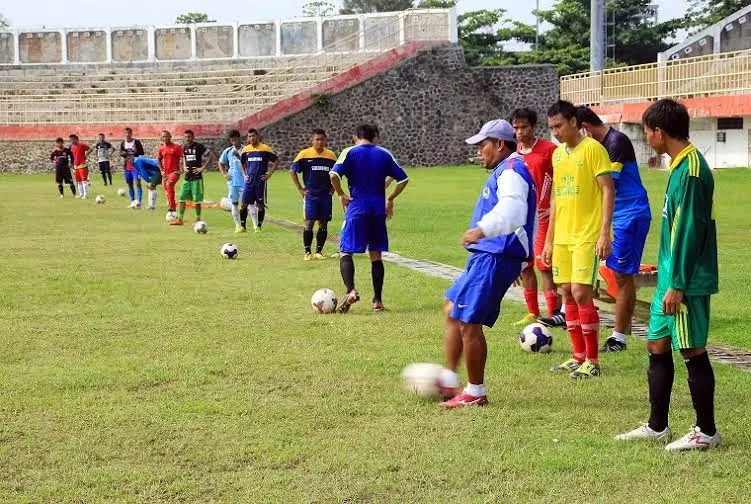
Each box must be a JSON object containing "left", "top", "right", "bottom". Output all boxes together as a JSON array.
[{"left": 3, "top": 0, "right": 685, "bottom": 30}]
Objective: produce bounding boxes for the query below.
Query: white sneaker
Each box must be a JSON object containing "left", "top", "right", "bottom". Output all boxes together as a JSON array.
[
  {"left": 75, "top": 194, "right": 81, "bottom": 199},
  {"left": 615, "top": 423, "right": 672, "bottom": 442},
  {"left": 81, "top": 195, "right": 88, "bottom": 200},
  {"left": 147, "top": 205, "right": 156, "bottom": 210},
  {"left": 665, "top": 427, "right": 721, "bottom": 452},
  {"left": 59, "top": 195, "right": 64, "bottom": 199}
]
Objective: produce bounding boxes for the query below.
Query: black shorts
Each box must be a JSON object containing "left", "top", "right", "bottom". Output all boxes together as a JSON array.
[
  {"left": 98, "top": 161, "right": 111, "bottom": 172},
  {"left": 55, "top": 165, "right": 72, "bottom": 184}
]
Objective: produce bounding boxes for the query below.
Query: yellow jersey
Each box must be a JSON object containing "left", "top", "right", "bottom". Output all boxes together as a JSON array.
[{"left": 551, "top": 136, "right": 611, "bottom": 245}]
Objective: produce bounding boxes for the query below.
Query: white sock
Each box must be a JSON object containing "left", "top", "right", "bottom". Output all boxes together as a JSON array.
[
  {"left": 148, "top": 190, "right": 157, "bottom": 208},
  {"left": 83, "top": 182, "right": 89, "bottom": 197},
  {"left": 611, "top": 331, "right": 627, "bottom": 344},
  {"left": 249, "top": 204, "right": 259, "bottom": 229},
  {"left": 77, "top": 182, "right": 83, "bottom": 196},
  {"left": 464, "top": 383, "right": 486, "bottom": 397},
  {"left": 438, "top": 368, "right": 460, "bottom": 389},
  {"left": 231, "top": 204, "right": 241, "bottom": 227},
  {"left": 560, "top": 304, "right": 566, "bottom": 314}
]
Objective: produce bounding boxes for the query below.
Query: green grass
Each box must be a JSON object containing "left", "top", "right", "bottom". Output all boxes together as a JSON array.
[{"left": 1, "top": 171, "right": 750, "bottom": 503}]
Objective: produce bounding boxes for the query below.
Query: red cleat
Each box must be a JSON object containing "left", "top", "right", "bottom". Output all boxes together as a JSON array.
[
  {"left": 438, "top": 384, "right": 461, "bottom": 401},
  {"left": 438, "top": 392, "right": 488, "bottom": 409},
  {"left": 373, "top": 300, "right": 384, "bottom": 312},
  {"left": 337, "top": 290, "right": 360, "bottom": 313},
  {"left": 169, "top": 219, "right": 184, "bottom": 226}
]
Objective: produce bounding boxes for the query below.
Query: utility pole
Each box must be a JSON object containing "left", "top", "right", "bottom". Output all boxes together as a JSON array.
[
  {"left": 590, "top": 0, "right": 605, "bottom": 71},
  {"left": 535, "top": 0, "right": 540, "bottom": 51}
]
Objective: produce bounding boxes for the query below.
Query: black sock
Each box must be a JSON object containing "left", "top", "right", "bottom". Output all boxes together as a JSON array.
[
  {"left": 69, "top": 183, "right": 77, "bottom": 195},
  {"left": 340, "top": 255, "right": 355, "bottom": 293},
  {"left": 107, "top": 172, "right": 112, "bottom": 185},
  {"left": 371, "top": 260, "right": 384, "bottom": 303},
  {"left": 685, "top": 352, "right": 717, "bottom": 436},
  {"left": 647, "top": 352, "right": 674, "bottom": 432},
  {"left": 57, "top": 183, "right": 64, "bottom": 195},
  {"left": 316, "top": 228, "right": 327, "bottom": 253},
  {"left": 240, "top": 208, "right": 248, "bottom": 228},
  {"left": 258, "top": 207, "right": 265, "bottom": 227},
  {"left": 303, "top": 228, "right": 314, "bottom": 254},
  {"left": 102, "top": 173, "right": 108, "bottom": 185}
]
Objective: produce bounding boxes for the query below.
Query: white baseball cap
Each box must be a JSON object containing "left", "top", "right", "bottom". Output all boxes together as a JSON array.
[{"left": 465, "top": 119, "right": 516, "bottom": 145}]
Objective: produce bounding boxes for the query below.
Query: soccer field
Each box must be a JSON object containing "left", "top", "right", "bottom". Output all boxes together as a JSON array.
[{"left": 1, "top": 169, "right": 750, "bottom": 503}]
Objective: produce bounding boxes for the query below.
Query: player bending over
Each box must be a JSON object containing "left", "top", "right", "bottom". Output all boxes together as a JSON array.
[
  {"left": 51, "top": 137, "right": 76, "bottom": 198},
  {"left": 438, "top": 120, "right": 536, "bottom": 408},
  {"left": 157, "top": 130, "right": 184, "bottom": 215},
  {"left": 510, "top": 107, "right": 563, "bottom": 328},
  {"left": 240, "top": 129, "right": 279, "bottom": 232},
  {"left": 133, "top": 157, "right": 162, "bottom": 209},
  {"left": 616, "top": 99, "right": 720, "bottom": 451},
  {"left": 329, "top": 124, "right": 409, "bottom": 313},
  {"left": 290, "top": 129, "right": 337, "bottom": 260},
  {"left": 171, "top": 130, "right": 213, "bottom": 225},
  {"left": 120, "top": 128, "right": 145, "bottom": 208},
  {"left": 219, "top": 130, "right": 247, "bottom": 233},
  {"left": 543, "top": 100, "right": 614, "bottom": 379},
  {"left": 68, "top": 134, "right": 91, "bottom": 199}
]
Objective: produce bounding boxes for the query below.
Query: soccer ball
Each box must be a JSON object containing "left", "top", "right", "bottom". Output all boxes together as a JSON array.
[
  {"left": 310, "top": 288, "right": 337, "bottom": 314},
  {"left": 220, "top": 197, "right": 232, "bottom": 211},
  {"left": 401, "top": 363, "right": 444, "bottom": 398},
  {"left": 165, "top": 211, "right": 178, "bottom": 223},
  {"left": 519, "top": 323, "right": 554, "bottom": 353},
  {"left": 95, "top": 195, "right": 106, "bottom": 204},
  {"left": 220, "top": 243, "right": 238, "bottom": 259},
  {"left": 193, "top": 221, "right": 208, "bottom": 234},
  {"left": 117, "top": 188, "right": 127, "bottom": 197}
]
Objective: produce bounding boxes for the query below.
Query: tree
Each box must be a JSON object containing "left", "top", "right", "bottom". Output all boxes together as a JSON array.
[
  {"left": 456, "top": 9, "right": 508, "bottom": 67},
  {"left": 0, "top": 13, "right": 8, "bottom": 29},
  {"left": 684, "top": 0, "right": 751, "bottom": 32},
  {"left": 340, "top": 0, "right": 414, "bottom": 15},
  {"left": 303, "top": 1, "right": 336, "bottom": 16},
  {"left": 417, "top": 0, "right": 457, "bottom": 7},
  {"left": 175, "top": 12, "right": 216, "bottom": 24}
]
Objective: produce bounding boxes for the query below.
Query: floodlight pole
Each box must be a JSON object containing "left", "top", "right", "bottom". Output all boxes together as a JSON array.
[
  {"left": 590, "top": 0, "right": 605, "bottom": 71},
  {"left": 535, "top": 0, "right": 540, "bottom": 51}
]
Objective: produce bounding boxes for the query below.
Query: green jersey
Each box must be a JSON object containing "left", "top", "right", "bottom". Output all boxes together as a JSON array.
[{"left": 657, "top": 144, "right": 718, "bottom": 296}]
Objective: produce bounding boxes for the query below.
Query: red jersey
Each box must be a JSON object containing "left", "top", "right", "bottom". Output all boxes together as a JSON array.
[
  {"left": 520, "top": 139, "right": 556, "bottom": 220},
  {"left": 70, "top": 143, "right": 89, "bottom": 166},
  {"left": 158, "top": 143, "right": 184, "bottom": 175}
]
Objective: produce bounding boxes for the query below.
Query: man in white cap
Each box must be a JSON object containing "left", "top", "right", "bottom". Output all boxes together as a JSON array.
[{"left": 438, "top": 119, "right": 537, "bottom": 408}]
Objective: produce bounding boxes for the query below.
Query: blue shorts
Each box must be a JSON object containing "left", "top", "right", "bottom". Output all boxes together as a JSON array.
[
  {"left": 304, "top": 194, "right": 332, "bottom": 222},
  {"left": 124, "top": 169, "right": 138, "bottom": 185},
  {"left": 340, "top": 213, "right": 388, "bottom": 254},
  {"left": 228, "top": 184, "right": 243, "bottom": 204},
  {"left": 242, "top": 182, "right": 267, "bottom": 206},
  {"left": 606, "top": 217, "right": 651, "bottom": 275},
  {"left": 446, "top": 252, "right": 521, "bottom": 328}
]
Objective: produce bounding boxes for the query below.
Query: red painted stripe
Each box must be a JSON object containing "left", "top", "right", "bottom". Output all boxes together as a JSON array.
[{"left": 593, "top": 95, "right": 751, "bottom": 123}]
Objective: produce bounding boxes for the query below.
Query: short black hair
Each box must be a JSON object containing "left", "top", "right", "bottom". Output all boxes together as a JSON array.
[
  {"left": 355, "top": 124, "right": 379, "bottom": 142},
  {"left": 510, "top": 108, "right": 537, "bottom": 126},
  {"left": 312, "top": 129, "right": 326, "bottom": 137},
  {"left": 248, "top": 128, "right": 259, "bottom": 135},
  {"left": 98, "top": 132, "right": 105, "bottom": 137},
  {"left": 642, "top": 99, "right": 690, "bottom": 141},
  {"left": 184, "top": 129, "right": 194, "bottom": 136},
  {"left": 69, "top": 134, "right": 78, "bottom": 140},
  {"left": 228, "top": 129, "right": 241, "bottom": 139},
  {"left": 504, "top": 140, "right": 517, "bottom": 153},
  {"left": 575, "top": 106, "right": 604, "bottom": 128},
  {"left": 55, "top": 137, "right": 64, "bottom": 143},
  {"left": 124, "top": 127, "right": 133, "bottom": 133},
  {"left": 547, "top": 100, "right": 577, "bottom": 120}
]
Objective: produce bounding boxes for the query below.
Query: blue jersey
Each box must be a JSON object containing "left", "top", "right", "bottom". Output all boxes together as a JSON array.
[
  {"left": 132, "top": 156, "right": 159, "bottom": 171},
  {"left": 291, "top": 147, "right": 337, "bottom": 195},
  {"left": 332, "top": 144, "right": 408, "bottom": 216},
  {"left": 240, "top": 142, "right": 278, "bottom": 185},
  {"left": 601, "top": 128, "right": 651, "bottom": 223},
  {"left": 220, "top": 146, "right": 246, "bottom": 188},
  {"left": 467, "top": 153, "right": 536, "bottom": 260}
]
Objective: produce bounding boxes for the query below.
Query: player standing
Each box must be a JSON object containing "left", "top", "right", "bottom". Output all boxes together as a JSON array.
[
  {"left": 510, "top": 108, "right": 563, "bottom": 328},
  {"left": 576, "top": 106, "right": 652, "bottom": 352},
  {"left": 290, "top": 129, "right": 337, "bottom": 260},
  {"left": 542, "top": 100, "right": 615, "bottom": 379},
  {"left": 94, "top": 133, "right": 114, "bottom": 186},
  {"left": 240, "top": 129, "right": 279, "bottom": 232},
  {"left": 68, "top": 134, "right": 91, "bottom": 199},
  {"left": 218, "top": 130, "right": 247, "bottom": 233},
  {"left": 120, "top": 128, "right": 145, "bottom": 208},
  {"left": 438, "top": 120, "right": 536, "bottom": 408},
  {"left": 329, "top": 124, "right": 409, "bottom": 313},
  {"left": 171, "top": 130, "right": 213, "bottom": 225},
  {"left": 616, "top": 99, "right": 720, "bottom": 451},
  {"left": 133, "top": 156, "right": 162, "bottom": 209},
  {"left": 157, "top": 130, "right": 184, "bottom": 215},
  {"left": 51, "top": 137, "right": 76, "bottom": 198}
]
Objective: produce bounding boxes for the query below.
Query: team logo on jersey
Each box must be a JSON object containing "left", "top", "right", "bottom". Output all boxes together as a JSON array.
[{"left": 482, "top": 187, "right": 490, "bottom": 199}]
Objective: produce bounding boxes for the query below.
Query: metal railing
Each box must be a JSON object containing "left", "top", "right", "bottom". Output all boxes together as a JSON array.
[
  {"left": 560, "top": 48, "right": 751, "bottom": 105},
  {"left": 0, "top": 10, "right": 451, "bottom": 125}
]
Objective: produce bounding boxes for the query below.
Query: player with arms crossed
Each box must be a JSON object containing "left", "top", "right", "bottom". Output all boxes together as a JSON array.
[
  {"left": 157, "top": 130, "right": 184, "bottom": 215},
  {"left": 51, "top": 137, "right": 76, "bottom": 198},
  {"left": 94, "top": 133, "right": 114, "bottom": 186},
  {"left": 438, "top": 120, "right": 536, "bottom": 408},
  {"left": 577, "top": 106, "right": 652, "bottom": 352},
  {"left": 120, "top": 128, "right": 145, "bottom": 208},
  {"left": 616, "top": 99, "right": 720, "bottom": 451},
  {"left": 218, "top": 130, "right": 247, "bottom": 233},
  {"left": 290, "top": 129, "right": 337, "bottom": 260},
  {"left": 543, "top": 100, "right": 615, "bottom": 379},
  {"left": 171, "top": 130, "right": 213, "bottom": 225},
  {"left": 330, "top": 124, "right": 409, "bottom": 313},
  {"left": 510, "top": 107, "right": 563, "bottom": 328},
  {"left": 68, "top": 134, "right": 91, "bottom": 199},
  {"left": 240, "top": 129, "right": 279, "bottom": 232}
]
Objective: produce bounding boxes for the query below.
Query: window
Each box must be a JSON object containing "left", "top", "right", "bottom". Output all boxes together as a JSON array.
[{"left": 717, "top": 117, "right": 743, "bottom": 130}]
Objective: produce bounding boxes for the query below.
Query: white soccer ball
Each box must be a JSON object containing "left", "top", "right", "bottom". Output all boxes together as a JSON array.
[
  {"left": 95, "top": 194, "right": 106, "bottom": 204},
  {"left": 220, "top": 243, "right": 238, "bottom": 259},
  {"left": 402, "top": 363, "right": 444, "bottom": 398},
  {"left": 310, "top": 288, "right": 338, "bottom": 314},
  {"left": 519, "top": 323, "right": 554, "bottom": 353},
  {"left": 220, "top": 197, "right": 232, "bottom": 211},
  {"left": 193, "top": 220, "right": 208, "bottom": 234},
  {"left": 165, "top": 211, "right": 178, "bottom": 223},
  {"left": 117, "top": 188, "right": 127, "bottom": 197}
]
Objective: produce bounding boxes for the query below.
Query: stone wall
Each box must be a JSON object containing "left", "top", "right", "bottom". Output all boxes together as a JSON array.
[{"left": 0, "top": 48, "right": 559, "bottom": 172}]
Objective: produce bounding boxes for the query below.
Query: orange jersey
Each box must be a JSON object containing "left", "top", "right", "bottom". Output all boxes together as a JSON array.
[
  {"left": 520, "top": 139, "right": 556, "bottom": 218},
  {"left": 70, "top": 143, "right": 89, "bottom": 166},
  {"left": 158, "top": 143, "right": 184, "bottom": 175}
]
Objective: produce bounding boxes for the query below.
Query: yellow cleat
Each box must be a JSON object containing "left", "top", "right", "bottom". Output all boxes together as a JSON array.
[
  {"left": 314, "top": 253, "right": 327, "bottom": 260},
  {"left": 513, "top": 313, "right": 538, "bottom": 327},
  {"left": 234, "top": 226, "right": 246, "bottom": 234},
  {"left": 304, "top": 252, "right": 313, "bottom": 261}
]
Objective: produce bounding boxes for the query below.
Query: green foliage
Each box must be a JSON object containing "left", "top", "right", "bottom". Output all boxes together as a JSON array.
[
  {"left": 340, "top": 0, "right": 414, "bottom": 15},
  {"left": 174, "top": 12, "right": 216, "bottom": 24},
  {"left": 684, "top": 0, "right": 751, "bottom": 32},
  {"left": 302, "top": 1, "right": 337, "bottom": 17},
  {"left": 311, "top": 92, "right": 332, "bottom": 107},
  {"left": 416, "top": 0, "right": 457, "bottom": 7},
  {"left": 456, "top": 9, "right": 507, "bottom": 67},
  {"left": 0, "top": 13, "right": 8, "bottom": 29}
]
